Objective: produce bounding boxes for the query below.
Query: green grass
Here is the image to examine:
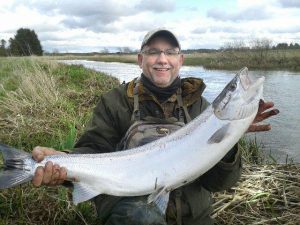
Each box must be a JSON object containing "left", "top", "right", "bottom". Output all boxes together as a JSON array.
[
  {"left": 0, "top": 56, "right": 119, "bottom": 225},
  {"left": 183, "top": 49, "right": 300, "bottom": 71},
  {"left": 0, "top": 57, "right": 119, "bottom": 150}
]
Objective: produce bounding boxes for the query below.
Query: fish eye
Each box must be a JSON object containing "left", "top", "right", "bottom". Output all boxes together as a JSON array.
[{"left": 229, "top": 83, "right": 237, "bottom": 91}]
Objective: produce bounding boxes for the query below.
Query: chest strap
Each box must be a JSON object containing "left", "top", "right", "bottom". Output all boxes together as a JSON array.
[
  {"left": 132, "top": 78, "right": 141, "bottom": 121},
  {"left": 176, "top": 88, "right": 192, "bottom": 123}
]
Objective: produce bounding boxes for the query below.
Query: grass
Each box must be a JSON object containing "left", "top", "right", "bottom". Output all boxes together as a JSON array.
[
  {"left": 212, "top": 163, "right": 300, "bottom": 224},
  {"left": 0, "top": 57, "right": 118, "bottom": 150},
  {"left": 0, "top": 56, "right": 299, "bottom": 224},
  {"left": 0, "top": 56, "right": 119, "bottom": 225},
  {"left": 184, "top": 49, "right": 300, "bottom": 71},
  {"left": 48, "top": 48, "right": 300, "bottom": 71},
  {"left": 211, "top": 138, "right": 300, "bottom": 224}
]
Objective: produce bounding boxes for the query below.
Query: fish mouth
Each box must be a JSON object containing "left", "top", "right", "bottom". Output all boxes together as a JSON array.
[{"left": 239, "top": 67, "right": 264, "bottom": 91}]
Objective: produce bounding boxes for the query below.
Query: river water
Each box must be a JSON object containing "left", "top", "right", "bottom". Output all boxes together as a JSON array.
[{"left": 62, "top": 60, "right": 300, "bottom": 163}]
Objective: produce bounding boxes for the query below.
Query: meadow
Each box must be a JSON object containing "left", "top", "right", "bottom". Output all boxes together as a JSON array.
[{"left": 0, "top": 57, "right": 299, "bottom": 224}]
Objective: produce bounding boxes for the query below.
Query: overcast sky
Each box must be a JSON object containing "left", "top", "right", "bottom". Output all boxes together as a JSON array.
[{"left": 0, "top": 0, "right": 300, "bottom": 53}]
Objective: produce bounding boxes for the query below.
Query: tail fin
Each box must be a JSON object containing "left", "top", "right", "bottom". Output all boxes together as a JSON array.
[{"left": 0, "top": 143, "right": 33, "bottom": 189}]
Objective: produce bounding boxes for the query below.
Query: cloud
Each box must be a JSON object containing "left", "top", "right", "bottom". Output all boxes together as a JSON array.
[
  {"left": 12, "top": 0, "right": 137, "bottom": 32},
  {"left": 278, "top": 0, "right": 300, "bottom": 8},
  {"left": 192, "top": 27, "right": 208, "bottom": 34},
  {"left": 134, "top": 0, "right": 176, "bottom": 12},
  {"left": 269, "top": 26, "right": 300, "bottom": 34},
  {"left": 207, "top": 6, "right": 270, "bottom": 21},
  {"left": 16, "top": 0, "right": 175, "bottom": 32}
]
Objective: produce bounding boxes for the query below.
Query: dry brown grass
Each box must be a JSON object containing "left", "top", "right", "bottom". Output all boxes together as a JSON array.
[{"left": 213, "top": 163, "right": 300, "bottom": 225}]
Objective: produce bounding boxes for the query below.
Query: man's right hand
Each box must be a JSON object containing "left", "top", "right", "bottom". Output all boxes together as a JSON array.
[{"left": 32, "top": 146, "right": 68, "bottom": 187}]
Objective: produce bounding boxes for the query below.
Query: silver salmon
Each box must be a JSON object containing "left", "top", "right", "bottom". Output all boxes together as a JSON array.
[{"left": 0, "top": 67, "right": 264, "bottom": 211}]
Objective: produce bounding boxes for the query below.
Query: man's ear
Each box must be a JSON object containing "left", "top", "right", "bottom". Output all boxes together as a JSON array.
[
  {"left": 179, "top": 54, "right": 184, "bottom": 66},
  {"left": 138, "top": 53, "right": 143, "bottom": 68}
]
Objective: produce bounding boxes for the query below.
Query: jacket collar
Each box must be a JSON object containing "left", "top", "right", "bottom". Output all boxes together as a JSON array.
[{"left": 127, "top": 77, "right": 206, "bottom": 106}]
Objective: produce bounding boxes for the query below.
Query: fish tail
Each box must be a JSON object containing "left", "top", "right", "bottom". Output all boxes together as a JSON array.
[{"left": 0, "top": 143, "right": 33, "bottom": 189}]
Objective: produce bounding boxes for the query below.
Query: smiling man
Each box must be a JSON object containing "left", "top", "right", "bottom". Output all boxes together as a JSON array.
[
  {"left": 31, "top": 28, "right": 279, "bottom": 225},
  {"left": 138, "top": 29, "right": 183, "bottom": 88}
]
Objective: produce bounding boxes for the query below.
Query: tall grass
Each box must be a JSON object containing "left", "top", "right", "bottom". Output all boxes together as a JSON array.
[
  {"left": 184, "top": 49, "right": 300, "bottom": 71},
  {"left": 0, "top": 57, "right": 119, "bottom": 150},
  {"left": 0, "top": 56, "right": 119, "bottom": 225}
]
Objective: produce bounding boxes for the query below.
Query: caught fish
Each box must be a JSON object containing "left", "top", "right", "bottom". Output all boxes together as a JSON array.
[{"left": 0, "top": 67, "right": 264, "bottom": 211}]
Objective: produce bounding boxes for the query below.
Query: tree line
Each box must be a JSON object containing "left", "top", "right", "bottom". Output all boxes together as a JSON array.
[
  {"left": 0, "top": 28, "right": 43, "bottom": 56},
  {"left": 1, "top": 29, "right": 299, "bottom": 56},
  {"left": 221, "top": 38, "right": 300, "bottom": 51}
]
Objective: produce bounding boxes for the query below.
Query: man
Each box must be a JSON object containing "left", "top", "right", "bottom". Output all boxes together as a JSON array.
[{"left": 32, "top": 28, "right": 279, "bottom": 225}]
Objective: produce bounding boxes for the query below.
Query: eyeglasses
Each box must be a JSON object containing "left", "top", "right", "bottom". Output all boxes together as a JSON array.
[{"left": 141, "top": 48, "right": 181, "bottom": 57}]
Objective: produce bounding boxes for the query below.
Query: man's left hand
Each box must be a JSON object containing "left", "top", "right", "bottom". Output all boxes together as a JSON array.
[{"left": 247, "top": 99, "right": 279, "bottom": 132}]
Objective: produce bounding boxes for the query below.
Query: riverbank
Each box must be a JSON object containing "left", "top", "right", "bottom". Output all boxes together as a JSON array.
[
  {"left": 0, "top": 57, "right": 299, "bottom": 224},
  {"left": 47, "top": 48, "right": 300, "bottom": 71}
]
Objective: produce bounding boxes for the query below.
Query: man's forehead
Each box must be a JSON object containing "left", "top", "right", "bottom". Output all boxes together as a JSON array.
[{"left": 143, "top": 37, "right": 179, "bottom": 49}]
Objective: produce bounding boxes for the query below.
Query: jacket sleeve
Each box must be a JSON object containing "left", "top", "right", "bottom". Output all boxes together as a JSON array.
[{"left": 72, "top": 86, "right": 132, "bottom": 154}]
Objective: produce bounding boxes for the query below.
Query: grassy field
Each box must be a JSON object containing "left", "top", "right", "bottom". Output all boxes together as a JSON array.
[
  {"left": 0, "top": 57, "right": 119, "bottom": 225},
  {"left": 0, "top": 57, "right": 299, "bottom": 224},
  {"left": 48, "top": 48, "right": 300, "bottom": 71}
]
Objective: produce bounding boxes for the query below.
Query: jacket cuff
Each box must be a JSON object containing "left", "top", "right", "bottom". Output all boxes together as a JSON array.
[{"left": 218, "top": 145, "right": 241, "bottom": 170}]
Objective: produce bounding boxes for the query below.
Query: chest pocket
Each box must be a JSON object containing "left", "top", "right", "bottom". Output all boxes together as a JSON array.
[{"left": 117, "top": 119, "right": 185, "bottom": 150}]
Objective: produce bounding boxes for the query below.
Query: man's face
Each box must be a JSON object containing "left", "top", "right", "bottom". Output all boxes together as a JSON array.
[{"left": 138, "top": 37, "right": 184, "bottom": 88}]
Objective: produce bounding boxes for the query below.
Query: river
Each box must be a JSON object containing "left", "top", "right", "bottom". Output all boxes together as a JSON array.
[{"left": 62, "top": 60, "right": 300, "bottom": 163}]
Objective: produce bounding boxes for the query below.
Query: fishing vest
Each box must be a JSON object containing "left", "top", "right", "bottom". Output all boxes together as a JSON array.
[
  {"left": 118, "top": 78, "right": 191, "bottom": 150},
  {"left": 118, "top": 79, "right": 191, "bottom": 225}
]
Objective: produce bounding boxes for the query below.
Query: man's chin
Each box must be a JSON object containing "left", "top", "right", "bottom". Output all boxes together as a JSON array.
[{"left": 153, "top": 79, "right": 171, "bottom": 88}]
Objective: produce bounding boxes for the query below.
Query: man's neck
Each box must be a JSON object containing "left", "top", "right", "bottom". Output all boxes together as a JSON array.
[{"left": 140, "top": 74, "right": 181, "bottom": 102}]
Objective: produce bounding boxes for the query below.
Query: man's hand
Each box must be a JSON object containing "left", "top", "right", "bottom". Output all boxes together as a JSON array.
[
  {"left": 247, "top": 99, "right": 279, "bottom": 132},
  {"left": 32, "top": 146, "right": 67, "bottom": 187}
]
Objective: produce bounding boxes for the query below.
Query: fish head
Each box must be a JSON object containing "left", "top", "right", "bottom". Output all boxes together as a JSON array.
[{"left": 212, "top": 67, "right": 265, "bottom": 120}]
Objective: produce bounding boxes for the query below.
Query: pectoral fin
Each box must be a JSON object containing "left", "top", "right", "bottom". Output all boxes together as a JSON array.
[
  {"left": 207, "top": 123, "right": 230, "bottom": 144},
  {"left": 147, "top": 187, "right": 170, "bottom": 214},
  {"left": 73, "top": 182, "right": 101, "bottom": 205}
]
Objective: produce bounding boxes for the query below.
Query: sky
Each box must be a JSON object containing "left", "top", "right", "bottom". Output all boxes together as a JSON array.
[{"left": 0, "top": 0, "right": 300, "bottom": 53}]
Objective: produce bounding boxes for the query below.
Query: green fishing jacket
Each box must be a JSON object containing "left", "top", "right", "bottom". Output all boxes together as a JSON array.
[{"left": 73, "top": 77, "right": 242, "bottom": 225}]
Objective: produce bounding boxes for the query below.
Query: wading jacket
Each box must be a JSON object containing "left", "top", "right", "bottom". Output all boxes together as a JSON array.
[{"left": 73, "top": 77, "right": 242, "bottom": 225}]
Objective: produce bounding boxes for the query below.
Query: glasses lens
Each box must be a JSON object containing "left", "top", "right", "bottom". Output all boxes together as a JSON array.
[
  {"left": 142, "top": 49, "right": 179, "bottom": 56},
  {"left": 146, "top": 49, "right": 160, "bottom": 55},
  {"left": 165, "top": 49, "right": 179, "bottom": 56}
]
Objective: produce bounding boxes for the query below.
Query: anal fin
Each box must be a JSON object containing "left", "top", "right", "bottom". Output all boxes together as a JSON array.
[
  {"left": 147, "top": 187, "right": 170, "bottom": 214},
  {"left": 73, "top": 182, "right": 101, "bottom": 205}
]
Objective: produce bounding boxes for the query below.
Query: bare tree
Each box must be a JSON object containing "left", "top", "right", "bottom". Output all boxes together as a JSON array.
[{"left": 250, "top": 38, "right": 273, "bottom": 64}]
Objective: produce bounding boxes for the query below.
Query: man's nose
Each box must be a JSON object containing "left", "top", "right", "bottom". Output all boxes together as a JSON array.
[{"left": 156, "top": 51, "right": 168, "bottom": 63}]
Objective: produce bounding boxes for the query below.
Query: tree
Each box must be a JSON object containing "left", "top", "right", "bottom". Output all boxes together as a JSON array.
[
  {"left": 250, "top": 38, "right": 272, "bottom": 50},
  {"left": 0, "top": 39, "right": 6, "bottom": 56},
  {"left": 294, "top": 43, "right": 300, "bottom": 49},
  {"left": 250, "top": 38, "right": 273, "bottom": 64},
  {"left": 9, "top": 28, "right": 43, "bottom": 56},
  {"left": 276, "top": 43, "right": 289, "bottom": 49}
]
